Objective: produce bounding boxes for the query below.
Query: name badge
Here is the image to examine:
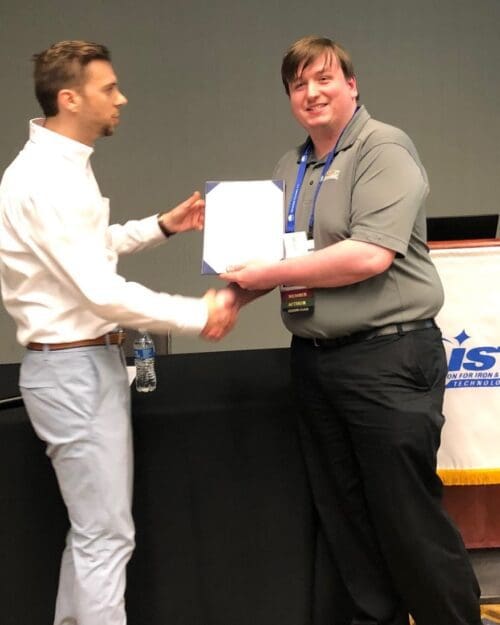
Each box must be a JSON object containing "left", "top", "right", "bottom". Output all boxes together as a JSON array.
[
  {"left": 281, "top": 232, "right": 315, "bottom": 314},
  {"left": 280, "top": 285, "right": 315, "bottom": 314},
  {"left": 283, "top": 231, "right": 311, "bottom": 258}
]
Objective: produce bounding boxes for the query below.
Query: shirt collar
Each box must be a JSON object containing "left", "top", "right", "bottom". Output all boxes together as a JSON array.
[
  {"left": 334, "top": 104, "right": 370, "bottom": 154},
  {"left": 29, "top": 118, "right": 94, "bottom": 166},
  {"left": 296, "top": 104, "right": 372, "bottom": 165}
]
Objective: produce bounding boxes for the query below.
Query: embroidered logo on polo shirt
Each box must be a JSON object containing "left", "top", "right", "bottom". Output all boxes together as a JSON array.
[{"left": 324, "top": 169, "right": 341, "bottom": 181}]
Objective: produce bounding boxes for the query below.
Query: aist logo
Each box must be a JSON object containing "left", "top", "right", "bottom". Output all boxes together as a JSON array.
[{"left": 443, "top": 330, "right": 500, "bottom": 388}]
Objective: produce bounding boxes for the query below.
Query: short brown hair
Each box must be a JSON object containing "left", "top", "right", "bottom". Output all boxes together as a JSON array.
[
  {"left": 281, "top": 36, "right": 356, "bottom": 97},
  {"left": 33, "top": 40, "right": 111, "bottom": 117}
]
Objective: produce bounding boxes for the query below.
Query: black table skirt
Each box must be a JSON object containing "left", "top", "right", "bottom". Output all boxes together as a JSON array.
[{"left": 0, "top": 349, "right": 346, "bottom": 625}]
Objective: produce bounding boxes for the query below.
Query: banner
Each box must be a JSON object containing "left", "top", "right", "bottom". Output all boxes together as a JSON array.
[{"left": 432, "top": 245, "right": 500, "bottom": 485}]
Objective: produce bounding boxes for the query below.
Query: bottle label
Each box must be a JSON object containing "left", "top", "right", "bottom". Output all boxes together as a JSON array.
[{"left": 134, "top": 347, "right": 155, "bottom": 359}]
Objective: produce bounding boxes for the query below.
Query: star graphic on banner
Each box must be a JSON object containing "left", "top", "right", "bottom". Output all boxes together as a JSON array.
[{"left": 454, "top": 330, "right": 470, "bottom": 345}]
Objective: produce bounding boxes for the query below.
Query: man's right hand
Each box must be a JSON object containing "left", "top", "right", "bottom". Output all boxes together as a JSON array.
[{"left": 200, "top": 289, "right": 239, "bottom": 341}]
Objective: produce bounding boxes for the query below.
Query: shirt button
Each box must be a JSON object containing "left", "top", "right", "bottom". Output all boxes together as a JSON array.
[{"left": 309, "top": 180, "right": 314, "bottom": 185}]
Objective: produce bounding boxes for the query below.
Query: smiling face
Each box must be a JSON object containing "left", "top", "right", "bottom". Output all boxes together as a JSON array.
[
  {"left": 288, "top": 52, "right": 358, "bottom": 146},
  {"left": 74, "top": 59, "right": 128, "bottom": 143}
]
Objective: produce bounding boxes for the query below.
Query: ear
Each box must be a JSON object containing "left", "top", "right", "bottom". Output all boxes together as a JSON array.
[
  {"left": 347, "top": 76, "right": 358, "bottom": 100},
  {"left": 58, "top": 88, "right": 81, "bottom": 114}
]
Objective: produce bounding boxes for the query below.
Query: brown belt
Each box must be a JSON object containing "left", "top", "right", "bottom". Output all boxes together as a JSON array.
[{"left": 27, "top": 331, "right": 126, "bottom": 351}]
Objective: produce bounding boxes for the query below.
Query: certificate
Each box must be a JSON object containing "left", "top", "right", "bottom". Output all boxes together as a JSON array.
[{"left": 201, "top": 179, "right": 284, "bottom": 275}]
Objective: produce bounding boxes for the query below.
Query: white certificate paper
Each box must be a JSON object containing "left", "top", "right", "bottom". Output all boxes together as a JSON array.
[{"left": 202, "top": 179, "right": 284, "bottom": 275}]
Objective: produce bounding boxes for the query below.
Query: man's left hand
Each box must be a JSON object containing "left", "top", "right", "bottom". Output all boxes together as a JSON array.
[{"left": 159, "top": 191, "right": 205, "bottom": 235}]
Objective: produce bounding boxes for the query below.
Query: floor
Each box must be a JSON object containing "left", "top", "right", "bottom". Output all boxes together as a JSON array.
[
  {"left": 481, "top": 605, "right": 500, "bottom": 624},
  {"left": 472, "top": 547, "right": 499, "bottom": 624},
  {"left": 472, "top": 548, "right": 500, "bottom": 603}
]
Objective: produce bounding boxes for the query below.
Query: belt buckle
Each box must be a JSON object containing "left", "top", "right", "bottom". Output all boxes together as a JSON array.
[
  {"left": 111, "top": 328, "right": 126, "bottom": 346},
  {"left": 117, "top": 329, "right": 126, "bottom": 346}
]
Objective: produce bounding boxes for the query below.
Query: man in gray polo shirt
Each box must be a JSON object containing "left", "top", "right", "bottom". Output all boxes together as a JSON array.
[{"left": 221, "top": 36, "right": 481, "bottom": 625}]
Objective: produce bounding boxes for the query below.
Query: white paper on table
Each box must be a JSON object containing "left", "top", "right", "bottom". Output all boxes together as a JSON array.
[{"left": 201, "top": 179, "right": 284, "bottom": 274}]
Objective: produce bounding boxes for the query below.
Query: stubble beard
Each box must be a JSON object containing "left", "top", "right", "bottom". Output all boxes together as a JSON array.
[{"left": 101, "top": 124, "right": 115, "bottom": 137}]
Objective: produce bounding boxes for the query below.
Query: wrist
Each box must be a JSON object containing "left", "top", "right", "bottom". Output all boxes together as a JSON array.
[{"left": 157, "top": 212, "right": 176, "bottom": 238}]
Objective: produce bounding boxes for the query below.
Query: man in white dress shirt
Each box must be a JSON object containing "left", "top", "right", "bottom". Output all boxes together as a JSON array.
[{"left": 0, "top": 40, "right": 232, "bottom": 625}]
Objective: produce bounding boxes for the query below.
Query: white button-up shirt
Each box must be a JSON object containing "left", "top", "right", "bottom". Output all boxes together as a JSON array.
[{"left": 0, "top": 119, "right": 208, "bottom": 345}]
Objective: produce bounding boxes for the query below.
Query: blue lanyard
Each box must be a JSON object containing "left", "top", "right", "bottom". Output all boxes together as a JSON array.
[
  {"left": 286, "top": 107, "right": 359, "bottom": 236},
  {"left": 286, "top": 141, "right": 336, "bottom": 236}
]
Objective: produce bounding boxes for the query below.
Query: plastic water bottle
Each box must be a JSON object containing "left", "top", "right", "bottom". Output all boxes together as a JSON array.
[{"left": 134, "top": 330, "right": 157, "bottom": 392}]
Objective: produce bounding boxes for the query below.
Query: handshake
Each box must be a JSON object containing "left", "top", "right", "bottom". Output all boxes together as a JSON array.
[{"left": 200, "top": 287, "right": 241, "bottom": 341}]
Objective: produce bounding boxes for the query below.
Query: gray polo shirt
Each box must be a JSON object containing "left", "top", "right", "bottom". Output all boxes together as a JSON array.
[{"left": 274, "top": 105, "right": 444, "bottom": 339}]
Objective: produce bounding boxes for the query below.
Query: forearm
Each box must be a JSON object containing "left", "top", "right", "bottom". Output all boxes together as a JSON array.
[
  {"left": 226, "top": 283, "right": 272, "bottom": 309},
  {"left": 83, "top": 281, "right": 208, "bottom": 334},
  {"left": 276, "top": 240, "right": 393, "bottom": 287},
  {"left": 108, "top": 190, "right": 204, "bottom": 255},
  {"left": 36, "top": 232, "right": 207, "bottom": 333},
  {"left": 107, "top": 215, "right": 165, "bottom": 255},
  {"left": 224, "top": 240, "right": 395, "bottom": 291}
]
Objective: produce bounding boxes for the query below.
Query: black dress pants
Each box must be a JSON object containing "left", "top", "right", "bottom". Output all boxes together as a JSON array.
[{"left": 291, "top": 327, "right": 481, "bottom": 625}]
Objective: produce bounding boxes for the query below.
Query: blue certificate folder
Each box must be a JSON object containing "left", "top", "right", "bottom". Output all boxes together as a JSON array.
[{"left": 202, "top": 179, "right": 285, "bottom": 275}]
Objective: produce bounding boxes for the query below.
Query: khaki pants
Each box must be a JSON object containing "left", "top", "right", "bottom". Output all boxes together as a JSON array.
[{"left": 20, "top": 345, "right": 135, "bottom": 625}]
